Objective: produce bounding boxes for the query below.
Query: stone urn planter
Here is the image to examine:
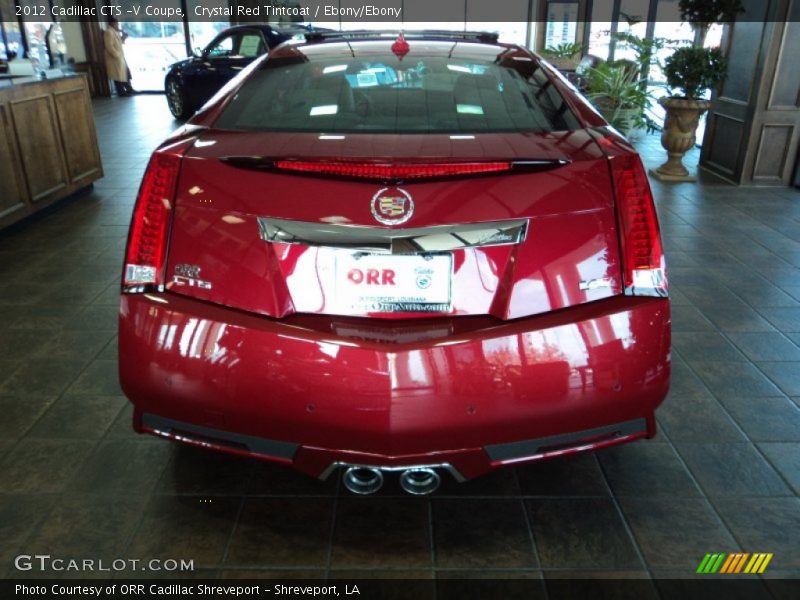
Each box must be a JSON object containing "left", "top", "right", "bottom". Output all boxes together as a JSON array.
[{"left": 650, "top": 96, "right": 710, "bottom": 182}]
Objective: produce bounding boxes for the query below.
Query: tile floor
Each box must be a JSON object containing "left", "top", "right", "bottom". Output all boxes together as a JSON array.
[{"left": 0, "top": 96, "right": 799, "bottom": 591}]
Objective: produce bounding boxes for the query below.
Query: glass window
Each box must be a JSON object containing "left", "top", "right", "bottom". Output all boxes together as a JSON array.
[
  {"left": 23, "top": 21, "right": 51, "bottom": 68},
  {"left": 215, "top": 52, "right": 580, "bottom": 133},
  {"left": 207, "top": 34, "right": 234, "bottom": 58},
  {"left": 187, "top": 0, "right": 229, "bottom": 52},
  {"left": 117, "top": 0, "right": 186, "bottom": 92},
  {"left": 238, "top": 33, "right": 265, "bottom": 58},
  {"left": 544, "top": 2, "right": 580, "bottom": 48},
  {"left": 1, "top": 20, "right": 23, "bottom": 61}
]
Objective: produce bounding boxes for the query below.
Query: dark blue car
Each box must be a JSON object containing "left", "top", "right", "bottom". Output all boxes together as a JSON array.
[{"left": 165, "top": 24, "right": 307, "bottom": 120}]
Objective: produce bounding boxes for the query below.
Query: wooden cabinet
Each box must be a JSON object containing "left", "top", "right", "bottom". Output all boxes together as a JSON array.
[{"left": 0, "top": 74, "right": 103, "bottom": 229}]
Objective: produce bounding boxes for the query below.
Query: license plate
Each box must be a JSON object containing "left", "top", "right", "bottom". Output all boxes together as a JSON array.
[{"left": 335, "top": 252, "right": 452, "bottom": 313}]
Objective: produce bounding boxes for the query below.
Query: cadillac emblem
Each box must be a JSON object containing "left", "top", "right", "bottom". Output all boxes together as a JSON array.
[{"left": 371, "top": 187, "right": 414, "bottom": 226}]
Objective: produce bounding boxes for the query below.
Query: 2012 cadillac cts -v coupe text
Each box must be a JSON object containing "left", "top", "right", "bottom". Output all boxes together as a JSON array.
[{"left": 119, "top": 30, "right": 670, "bottom": 495}]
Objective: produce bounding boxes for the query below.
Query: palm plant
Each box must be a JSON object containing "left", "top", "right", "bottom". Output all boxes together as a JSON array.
[{"left": 584, "top": 62, "right": 650, "bottom": 133}]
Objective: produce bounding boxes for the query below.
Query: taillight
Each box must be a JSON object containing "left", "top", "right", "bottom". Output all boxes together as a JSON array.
[
  {"left": 273, "top": 160, "right": 513, "bottom": 179},
  {"left": 122, "top": 152, "right": 181, "bottom": 292},
  {"left": 610, "top": 154, "right": 668, "bottom": 297}
]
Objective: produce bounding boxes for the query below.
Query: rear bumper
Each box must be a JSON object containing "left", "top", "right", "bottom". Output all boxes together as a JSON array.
[{"left": 120, "top": 293, "right": 670, "bottom": 480}]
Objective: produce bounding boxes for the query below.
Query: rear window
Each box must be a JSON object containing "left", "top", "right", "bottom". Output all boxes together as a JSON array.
[{"left": 214, "top": 51, "right": 580, "bottom": 133}]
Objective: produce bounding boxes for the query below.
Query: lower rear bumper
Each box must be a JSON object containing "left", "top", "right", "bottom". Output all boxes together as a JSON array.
[
  {"left": 121, "top": 293, "right": 670, "bottom": 480},
  {"left": 137, "top": 410, "right": 649, "bottom": 480}
]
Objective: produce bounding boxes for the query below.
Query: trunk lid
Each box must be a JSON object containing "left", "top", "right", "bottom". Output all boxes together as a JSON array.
[{"left": 165, "top": 129, "right": 622, "bottom": 320}]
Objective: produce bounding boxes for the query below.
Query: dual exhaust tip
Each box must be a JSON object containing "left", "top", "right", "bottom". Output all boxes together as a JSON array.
[{"left": 342, "top": 466, "right": 441, "bottom": 495}]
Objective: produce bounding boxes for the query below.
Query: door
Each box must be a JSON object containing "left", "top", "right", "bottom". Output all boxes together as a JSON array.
[{"left": 191, "top": 30, "right": 268, "bottom": 104}]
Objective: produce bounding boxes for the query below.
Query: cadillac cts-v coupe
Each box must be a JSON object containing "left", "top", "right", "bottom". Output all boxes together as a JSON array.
[{"left": 120, "top": 30, "right": 670, "bottom": 495}]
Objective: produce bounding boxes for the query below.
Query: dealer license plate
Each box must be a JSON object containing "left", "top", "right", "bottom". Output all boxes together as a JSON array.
[{"left": 335, "top": 252, "right": 452, "bottom": 313}]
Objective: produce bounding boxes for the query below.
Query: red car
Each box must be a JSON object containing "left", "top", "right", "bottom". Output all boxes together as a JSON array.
[{"left": 120, "top": 30, "right": 670, "bottom": 495}]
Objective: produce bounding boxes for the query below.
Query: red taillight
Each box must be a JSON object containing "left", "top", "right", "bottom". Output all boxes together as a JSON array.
[
  {"left": 122, "top": 152, "right": 181, "bottom": 291},
  {"left": 273, "top": 160, "right": 513, "bottom": 179},
  {"left": 610, "top": 154, "right": 668, "bottom": 297}
]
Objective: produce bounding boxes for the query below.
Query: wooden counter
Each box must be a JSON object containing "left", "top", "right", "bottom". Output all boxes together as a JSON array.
[{"left": 0, "top": 74, "right": 103, "bottom": 230}]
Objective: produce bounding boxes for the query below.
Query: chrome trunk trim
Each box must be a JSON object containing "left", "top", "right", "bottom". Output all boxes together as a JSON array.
[{"left": 257, "top": 217, "right": 528, "bottom": 254}]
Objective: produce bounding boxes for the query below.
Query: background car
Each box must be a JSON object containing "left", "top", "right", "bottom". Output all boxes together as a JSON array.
[
  {"left": 165, "top": 24, "right": 319, "bottom": 120},
  {"left": 123, "top": 30, "right": 670, "bottom": 495}
]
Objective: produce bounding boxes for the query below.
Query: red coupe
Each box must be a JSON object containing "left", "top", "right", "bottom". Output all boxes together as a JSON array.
[{"left": 120, "top": 30, "right": 670, "bottom": 495}]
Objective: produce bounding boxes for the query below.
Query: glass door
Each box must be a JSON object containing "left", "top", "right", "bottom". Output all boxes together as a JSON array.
[
  {"left": 117, "top": 0, "right": 186, "bottom": 91},
  {"left": 187, "top": 0, "right": 229, "bottom": 54}
]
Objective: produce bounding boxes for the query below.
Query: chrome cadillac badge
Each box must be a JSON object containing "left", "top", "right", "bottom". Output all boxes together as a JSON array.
[{"left": 371, "top": 187, "right": 414, "bottom": 226}]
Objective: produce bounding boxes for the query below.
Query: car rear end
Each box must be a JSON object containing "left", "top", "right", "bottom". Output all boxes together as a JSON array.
[{"left": 119, "top": 32, "right": 669, "bottom": 493}]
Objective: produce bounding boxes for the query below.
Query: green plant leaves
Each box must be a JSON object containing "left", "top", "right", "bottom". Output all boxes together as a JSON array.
[{"left": 663, "top": 47, "right": 728, "bottom": 99}]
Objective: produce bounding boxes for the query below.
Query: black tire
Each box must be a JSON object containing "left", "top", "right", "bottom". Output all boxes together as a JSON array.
[{"left": 166, "top": 77, "right": 191, "bottom": 120}]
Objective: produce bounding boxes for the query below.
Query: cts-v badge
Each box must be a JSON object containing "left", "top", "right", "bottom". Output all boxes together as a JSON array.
[
  {"left": 172, "top": 264, "right": 212, "bottom": 290},
  {"left": 371, "top": 187, "right": 413, "bottom": 226}
]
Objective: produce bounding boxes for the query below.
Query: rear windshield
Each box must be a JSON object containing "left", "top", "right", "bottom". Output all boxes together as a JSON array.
[{"left": 214, "top": 51, "right": 580, "bottom": 133}]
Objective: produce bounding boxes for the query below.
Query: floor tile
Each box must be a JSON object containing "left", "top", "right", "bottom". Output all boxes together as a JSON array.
[
  {"left": 244, "top": 459, "right": 338, "bottom": 496},
  {"left": 657, "top": 394, "right": 746, "bottom": 443},
  {"left": 517, "top": 453, "right": 609, "bottom": 496},
  {"left": 436, "top": 466, "right": 520, "bottom": 497},
  {"left": 225, "top": 497, "right": 333, "bottom": 568},
  {"left": 672, "top": 332, "right": 746, "bottom": 363},
  {"left": 32, "top": 330, "right": 114, "bottom": 362},
  {"left": 0, "top": 395, "right": 55, "bottom": 440},
  {"left": 598, "top": 442, "right": 701, "bottom": 496},
  {"left": 63, "top": 305, "right": 120, "bottom": 332},
  {"left": 759, "top": 308, "right": 800, "bottom": 332},
  {"left": 70, "top": 440, "right": 172, "bottom": 494},
  {"left": 703, "top": 305, "right": 777, "bottom": 333},
  {"left": 692, "top": 362, "right": 782, "bottom": 397},
  {"left": 0, "top": 358, "right": 88, "bottom": 396},
  {"left": 527, "top": 498, "right": 641, "bottom": 569},
  {"left": 97, "top": 336, "right": 118, "bottom": 360},
  {"left": 27, "top": 395, "right": 124, "bottom": 439},
  {"left": 433, "top": 499, "right": 535, "bottom": 568},
  {"left": 757, "top": 362, "right": 800, "bottom": 396},
  {"left": 668, "top": 361, "right": 710, "bottom": 397},
  {"left": 718, "top": 396, "right": 800, "bottom": 442},
  {"left": 0, "top": 439, "right": 95, "bottom": 493},
  {"left": 158, "top": 444, "right": 255, "bottom": 495},
  {"left": 66, "top": 359, "right": 123, "bottom": 396},
  {"left": 0, "top": 495, "right": 59, "bottom": 576},
  {"left": 712, "top": 497, "right": 800, "bottom": 569},
  {"left": 0, "top": 330, "right": 53, "bottom": 360},
  {"left": 330, "top": 497, "right": 431, "bottom": 569},
  {"left": 126, "top": 495, "right": 241, "bottom": 567},
  {"left": 726, "top": 332, "right": 800, "bottom": 362},
  {"left": 758, "top": 443, "right": 800, "bottom": 495},
  {"left": 676, "top": 443, "right": 791, "bottom": 497},
  {"left": 670, "top": 306, "right": 715, "bottom": 332},
  {"left": 24, "top": 494, "right": 148, "bottom": 563},
  {"left": 618, "top": 497, "right": 737, "bottom": 570}
]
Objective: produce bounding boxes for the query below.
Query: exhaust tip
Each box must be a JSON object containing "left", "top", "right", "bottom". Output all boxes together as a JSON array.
[
  {"left": 399, "top": 468, "right": 441, "bottom": 495},
  {"left": 342, "top": 467, "right": 384, "bottom": 495}
]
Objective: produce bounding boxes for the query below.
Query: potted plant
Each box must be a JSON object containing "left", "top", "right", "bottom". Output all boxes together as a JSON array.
[
  {"left": 539, "top": 42, "right": 585, "bottom": 71},
  {"left": 652, "top": 46, "right": 727, "bottom": 181},
  {"left": 679, "top": 0, "right": 743, "bottom": 45},
  {"left": 584, "top": 62, "right": 650, "bottom": 137}
]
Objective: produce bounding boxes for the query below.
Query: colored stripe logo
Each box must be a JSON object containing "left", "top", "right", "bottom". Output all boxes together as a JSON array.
[{"left": 697, "top": 553, "right": 773, "bottom": 574}]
